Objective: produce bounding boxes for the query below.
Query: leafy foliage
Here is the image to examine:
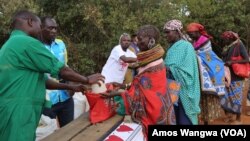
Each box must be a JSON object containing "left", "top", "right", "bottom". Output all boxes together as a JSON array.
[{"left": 0, "top": 0, "right": 39, "bottom": 45}]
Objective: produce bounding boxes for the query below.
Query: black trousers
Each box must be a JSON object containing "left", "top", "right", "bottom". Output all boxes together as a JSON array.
[{"left": 43, "top": 97, "right": 74, "bottom": 127}]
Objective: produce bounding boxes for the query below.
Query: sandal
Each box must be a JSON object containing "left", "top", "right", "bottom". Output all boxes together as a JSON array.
[
  {"left": 223, "top": 118, "right": 232, "bottom": 123},
  {"left": 223, "top": 115, "right": 234, "bottom": 123}
]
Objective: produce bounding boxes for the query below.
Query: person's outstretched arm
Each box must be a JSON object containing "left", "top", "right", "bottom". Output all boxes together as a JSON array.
[
  {"left": 45, "top": 78, "right": 88, "bottom": 94},
  {"left": 59, "top": 66, "right": 104, "bottom": 85}
]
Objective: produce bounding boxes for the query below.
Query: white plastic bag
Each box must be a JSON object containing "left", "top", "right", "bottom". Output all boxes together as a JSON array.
[
  {"left": 73, "top": 92, "right": 90, "bottom": 119},
  {"left": 36, "top": 115, "right": 58, "bottom": 141}
]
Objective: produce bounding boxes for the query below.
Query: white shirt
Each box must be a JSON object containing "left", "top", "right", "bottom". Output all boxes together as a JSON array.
[{"left": 101, "top": 45, "right": 137, "bottom": 83}]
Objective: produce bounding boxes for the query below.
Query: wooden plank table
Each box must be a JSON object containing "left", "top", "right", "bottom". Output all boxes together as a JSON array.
[{"left": 41, "top": 113, "right": 123, "bottom": 141}]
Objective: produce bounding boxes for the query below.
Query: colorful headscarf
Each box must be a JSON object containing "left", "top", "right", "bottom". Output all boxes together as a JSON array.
[
  {"left": 220, "top": 31, "right": 239, "bottom": 41},
  {"left": 186, "top": 23, "right": 211, "bottom": 38},
  {"left": 163, "top": 19, "right": 187, "bottom": 40},
  {"left": 163, "top": 19, "right": 183, "bottom": 31}
]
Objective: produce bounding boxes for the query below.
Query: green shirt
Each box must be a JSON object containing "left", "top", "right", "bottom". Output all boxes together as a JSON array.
[{"left": 0, "top": 30, "right": 64, "bottom": 141}]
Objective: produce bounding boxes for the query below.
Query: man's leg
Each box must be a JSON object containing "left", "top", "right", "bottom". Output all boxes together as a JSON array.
[
  {"left": 42, "top": 107, "right": 57, "bottom": 119},
  {"left": 57, "top": 97, "right": 74, "bottom": 127}
]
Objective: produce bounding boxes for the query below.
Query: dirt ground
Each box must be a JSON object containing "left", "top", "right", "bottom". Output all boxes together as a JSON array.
[
  {"left": 208, "top": 79, "right": 250, "bottom": 125},
  {"left": 209, "top": 106, "right": 250, "bottom": 125}
]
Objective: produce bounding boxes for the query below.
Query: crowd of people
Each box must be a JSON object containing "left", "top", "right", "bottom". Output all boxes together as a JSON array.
[{"left": 1, "top": 10, "right": 250, "bottom": 141}]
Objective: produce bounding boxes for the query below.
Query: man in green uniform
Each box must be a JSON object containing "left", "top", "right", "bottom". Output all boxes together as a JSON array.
[{"left": 0, "top": 10, "right": 104, "bottom": 141}]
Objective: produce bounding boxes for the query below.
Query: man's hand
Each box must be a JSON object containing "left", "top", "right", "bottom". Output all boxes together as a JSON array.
[
  {"left": 110, "top": 82, "right": 123, "bottom": 88},
  {"left": 87, "top": 73, "right": 105, "bottom": 86},
  {"left": 129, "top": 62, "right": 139, "bottom": 69},
  {"left": 101, "top": 90, "right": 121, "bottom": 98},
  {"left": 68, "top": 84, "right": 91, "bottom": 96}
]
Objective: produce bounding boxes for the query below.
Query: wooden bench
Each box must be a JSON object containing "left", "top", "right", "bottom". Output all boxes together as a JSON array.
[{"left": 41, "top": 113, "right": 123, "bottom": 141}]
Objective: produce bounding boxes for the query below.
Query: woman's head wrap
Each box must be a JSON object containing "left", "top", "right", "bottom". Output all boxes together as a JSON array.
[
  {"left": 221, "top": 31, "right": 239, "bottom": 41},
  {"left": 163, "top": 19, "right": 187, "bottom": 40},
  {"left": 163, "top": 19, "right": 183, "bottom": 31},
  {"left": 186, "top": 23, "right": 212, "bottom": 38}
]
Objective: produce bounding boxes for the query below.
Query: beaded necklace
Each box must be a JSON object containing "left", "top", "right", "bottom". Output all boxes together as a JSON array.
[{"left": 137, "top": 44, "right": 165, "bottom": 67}]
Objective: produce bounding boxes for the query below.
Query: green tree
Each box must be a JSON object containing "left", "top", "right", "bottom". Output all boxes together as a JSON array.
[{"left": 0, "top": 0, "right": 39, "bottom": 46}]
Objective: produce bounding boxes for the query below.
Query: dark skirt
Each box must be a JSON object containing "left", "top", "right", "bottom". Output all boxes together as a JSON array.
[{"left": 174, "top": 99, "right": 193, "bottom": 125}]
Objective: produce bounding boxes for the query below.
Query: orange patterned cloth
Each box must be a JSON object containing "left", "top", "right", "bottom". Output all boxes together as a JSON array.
[
  {"left": 167, "top": 79, "right": 180, "bottom": 105},
  {"left": 121, "top": 63, "right": 176, "bottom": 138}
]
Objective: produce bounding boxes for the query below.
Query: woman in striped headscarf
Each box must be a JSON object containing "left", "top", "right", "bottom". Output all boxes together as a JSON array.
[
  {"left": 220, "top": 31, "right": 249, "bottom": 124},
  {"left": 163, "top": 20, "right": 201, "bottom": 125},
  {"left": 186, "top": 23, "right": 226, "bottom": 125}
]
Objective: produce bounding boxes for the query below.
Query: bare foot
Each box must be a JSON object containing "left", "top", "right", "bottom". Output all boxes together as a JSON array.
[
  {"left": 230, "top": 120, "right": 242, "bottom": 125},
  {"left": 223, "top": 115, "right": 234, "bottom": 123},
  {"left": 123, "top": 115, "right": 133, "bottom": 123}
]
